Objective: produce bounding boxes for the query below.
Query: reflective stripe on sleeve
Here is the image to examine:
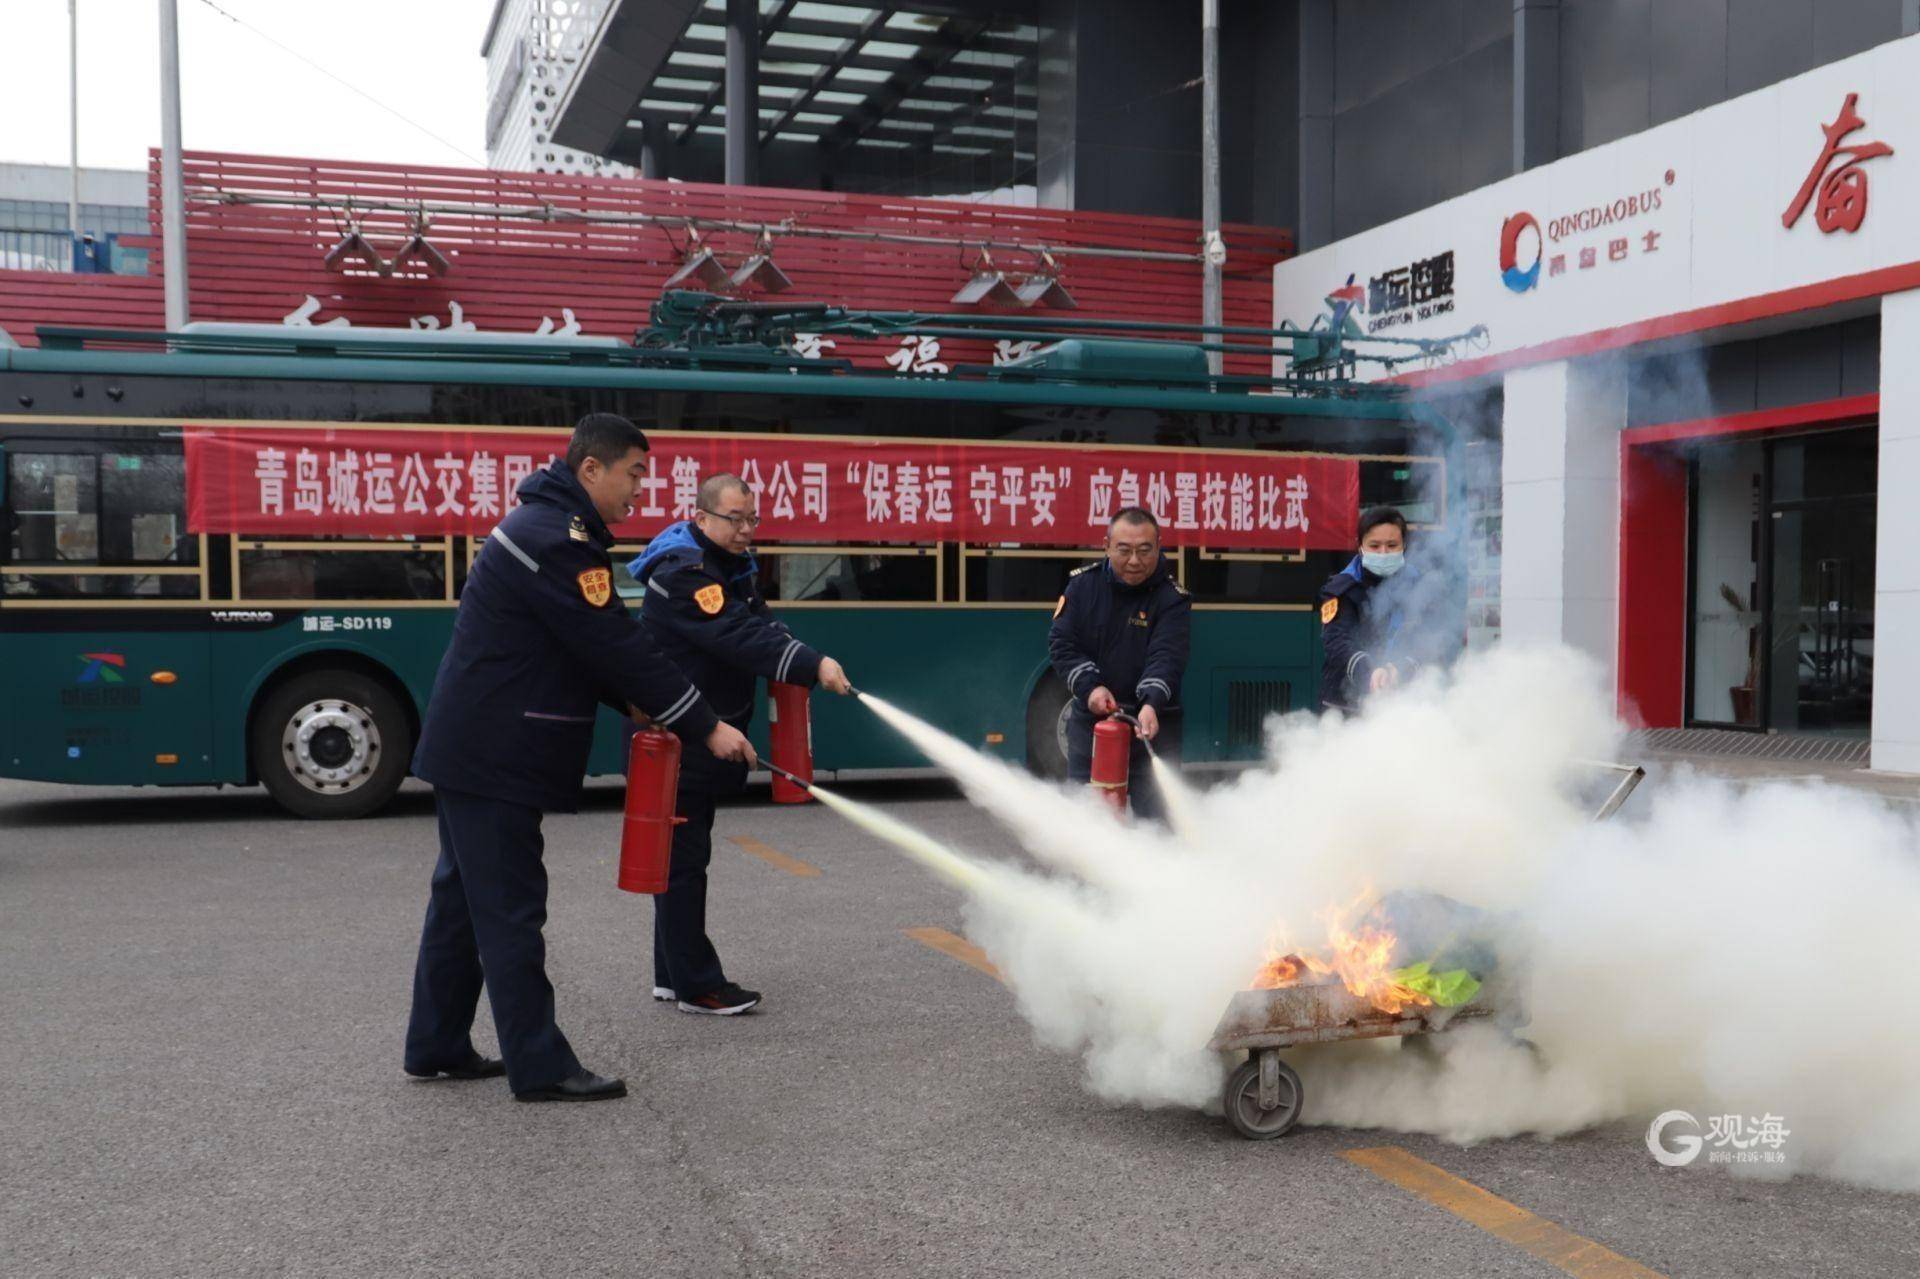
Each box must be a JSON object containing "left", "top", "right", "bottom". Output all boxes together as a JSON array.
[
  {"left": 490, "top": 525, "right": 540, "bottom": 573},
  {"left": 654, "top": 685, "right": 700, "bottom": 728}
]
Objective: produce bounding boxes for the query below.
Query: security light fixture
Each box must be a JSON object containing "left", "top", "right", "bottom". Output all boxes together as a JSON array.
[
  {"left": 729, "top": 229, "right": 792, "bottom": 293},
  {"left": 1014, "top": 253, "right": 1077, "bottom": 309},
  {"left": 391, "top": 211, "right": 451, "bottom": 277},
  {"left": 663, "top": 225, "right": 732, "bottom": 289},
  {"left": 951, "top": 250, "right": 1021, "bottom": 307},
  {"left": 322, "top": 220, "right": 389, "bottom": 276}
]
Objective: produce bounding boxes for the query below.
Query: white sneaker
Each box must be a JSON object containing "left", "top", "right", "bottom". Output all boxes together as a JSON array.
[{"left": 652, "top": 986, "right": 676, "bottom": 1001}]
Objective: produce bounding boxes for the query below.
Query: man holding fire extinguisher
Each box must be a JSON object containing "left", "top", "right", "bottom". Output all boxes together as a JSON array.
[
  {"left": 406, "top": 414, "right": 757, "bottom": 1104},
  {"left": 1048, "top": 507, "right": 1191, "bottom": 820},
  {"left": 629, "top": 473, "right": 855, "bottom": 1015}
]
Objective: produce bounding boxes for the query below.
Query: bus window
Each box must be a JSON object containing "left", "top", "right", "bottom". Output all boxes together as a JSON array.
[
  {"left": 1184, "top": 550, "right": 1330, "bottom": 606},
  {"left": 102, "top": 452, "right": 194, "bottom": 564},
  {"left": 960, "top": 547, "right": 1098, "bottom": 603},
  {"left": 1359, "top": 458, "right": 1445, "bottom": 524},
  {"left": 4, "top": 448, "right": 201, "bottom": 599},
  {"left": 235, "top": 539, "right": 449, "bottom": 602},
  {"left": 9, "top": 453, "right": 98, "bottom": 560},
  {"left": 759, "top": 547, "right": 938, "bottom": 603}
]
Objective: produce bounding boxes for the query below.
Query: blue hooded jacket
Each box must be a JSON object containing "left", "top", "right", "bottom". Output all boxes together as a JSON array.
[{"left": 629, "top": 519, "right": 822, "bottom": 793}]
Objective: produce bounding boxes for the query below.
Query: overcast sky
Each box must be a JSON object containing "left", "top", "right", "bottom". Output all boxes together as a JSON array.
[{"left": 9, "top": 0, "right": 491, "bottom": 173}]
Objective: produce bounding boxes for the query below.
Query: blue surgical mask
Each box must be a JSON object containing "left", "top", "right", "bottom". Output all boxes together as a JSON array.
[{"left": 1361, "top": 551, "right": 1405, "bottom": 579}]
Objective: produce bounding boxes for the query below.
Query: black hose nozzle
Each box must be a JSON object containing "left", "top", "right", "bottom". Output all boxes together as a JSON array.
[{"left": 762, "top": 760, "right": 813, "bottom": 791}]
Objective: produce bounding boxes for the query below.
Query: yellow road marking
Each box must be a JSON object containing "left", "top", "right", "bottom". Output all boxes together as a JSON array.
[
  {"left": 903, "top": 927, "right": 1003, "bottom": 983},
  {"left": 1343, "top": 1147, "right": 1666, "bottom": 1279},
  {"left": 727, "top": 834, "right": 821, "bottom": 877}
]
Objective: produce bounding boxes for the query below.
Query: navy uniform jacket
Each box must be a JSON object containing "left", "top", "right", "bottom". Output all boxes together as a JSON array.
[
  {"left": 631, "top": 521, "right": 823, "bottom": 794},
  {"left": 413, "top": 461, "right": 718, "bottom": 812},
  {"left": 1316, "top": 556, "right": 1446, "bottom": 712},
  {"left": 1047, "top": 558, "right": 1191, "bottom": 714}
]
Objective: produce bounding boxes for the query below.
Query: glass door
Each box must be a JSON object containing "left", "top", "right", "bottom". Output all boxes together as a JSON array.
[
  {"left": 1764, "top": 430, "right": 1876, "bottom": 737},
  {"left": 1687, "top": 426, "right": 1875, "bottom": 735},
  {"left": 1688, "top": 440, "right": 1763, "bottom": 726}
]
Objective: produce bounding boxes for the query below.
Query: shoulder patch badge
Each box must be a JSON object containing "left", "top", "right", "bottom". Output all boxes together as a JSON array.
[
  {"left": 568, "top": 515, "right": 591, "bottom": 543},
  {"left": 1320, "top": 597, "right": 1339, "bottom": 625},
  {"left": 578, "top": 568, "right": 612, "bottom": 607},
  {"left": 694, "top": 583, "right": 726, "bottom": 616}
]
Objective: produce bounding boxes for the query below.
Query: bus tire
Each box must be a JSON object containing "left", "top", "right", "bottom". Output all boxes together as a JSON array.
[
  {"left": 1026, "top": 675, "right": 1072, "bottom": 779},
  {"left": 251, "top": 669, "right": 411, "bottom": 820}
]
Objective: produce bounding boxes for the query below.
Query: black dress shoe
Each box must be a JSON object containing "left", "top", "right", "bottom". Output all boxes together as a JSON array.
[
  {"left": 405, "top": 1051, "right": 506, "bottom": 1080},
  {"left": 513, "top": 1068, "right": 628, "bottom": 1103}
]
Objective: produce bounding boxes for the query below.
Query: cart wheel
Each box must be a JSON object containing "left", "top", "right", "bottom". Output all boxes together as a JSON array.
[
  {"left": 1401, "top": 1033, "right": 1444, "bottom": 1062},
  {"left": 1223, "top": 1053, "right": 1303, "bottom": 1140}
]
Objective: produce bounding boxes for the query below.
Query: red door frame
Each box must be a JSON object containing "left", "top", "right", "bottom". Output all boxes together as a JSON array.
[{"left": 1616, "top": 393, "right": 1879, "bottom": 726}]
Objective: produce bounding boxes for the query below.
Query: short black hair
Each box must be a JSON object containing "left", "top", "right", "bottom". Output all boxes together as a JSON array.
[
  {"left": 1109, "top": 506, "right": 1159, "bottom": 532},
  {"left": 566, "top": 413, "right": 650, "bottom": 471},
  {"left": 1357, "top": 505, "right": 1408, "bottom": 542}
]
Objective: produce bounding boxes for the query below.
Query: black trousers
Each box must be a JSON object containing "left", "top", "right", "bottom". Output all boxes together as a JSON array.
[
  {"left": 1065, "top": 709, "right": 1180, "bottom": 823},
  {"left": 404, "top": 789, "right": 581, "bottom": 1094},
  {"left": 653, "top": 788, "right": 728, "bottom": 998}
]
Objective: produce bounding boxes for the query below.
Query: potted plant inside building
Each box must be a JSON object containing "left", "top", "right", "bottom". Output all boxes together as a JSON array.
[{"left": 1720, "top": 583, "right": 1760, "bottom": 725}]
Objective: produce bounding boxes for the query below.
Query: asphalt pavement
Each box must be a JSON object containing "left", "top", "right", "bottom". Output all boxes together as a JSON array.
[{"left": 3, "top": 773, "right": 1916, "bottom": 1279}]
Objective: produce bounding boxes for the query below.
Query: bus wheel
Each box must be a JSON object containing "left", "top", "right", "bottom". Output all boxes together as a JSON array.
[
  {"left": 1025, "top": 676, "right": 1072, "bottom": 779},
  {"left": 251, "top": 670, "right": 410, "bottom": 819}
]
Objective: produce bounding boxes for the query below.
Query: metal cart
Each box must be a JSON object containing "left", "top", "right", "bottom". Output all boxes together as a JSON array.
[{"left": 1211, "top": 761, "right": 1645, "bottom": 1140}]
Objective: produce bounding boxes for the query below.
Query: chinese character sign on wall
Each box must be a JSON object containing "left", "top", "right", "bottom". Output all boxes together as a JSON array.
[
  {"left": 185, "top": 427, "right": 1360, "bottom": 550},
  {"left": 1782, "top": 91, "right": 1893, "bottom": 235}
]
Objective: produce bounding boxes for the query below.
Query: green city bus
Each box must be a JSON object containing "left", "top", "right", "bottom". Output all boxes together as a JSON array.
[{"left": 0, "top": 307, "right": 1457, "bottom": 817}]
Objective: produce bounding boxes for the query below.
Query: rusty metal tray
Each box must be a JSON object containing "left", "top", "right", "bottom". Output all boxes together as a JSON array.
[
  {"left": 1208, "top": 983, "right": 1490, "bottom": 1052},
  {"left": 1210, "top": 984, "right": 1494, "bottom": 1140}
]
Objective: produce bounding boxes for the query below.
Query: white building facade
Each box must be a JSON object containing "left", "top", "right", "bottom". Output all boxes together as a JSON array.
[
  {"left": 1275, "top": 33, "right": 1920, "bottom": 769},
  {"left": 482, "top": 0, "right": 636, "bottom": 177}
]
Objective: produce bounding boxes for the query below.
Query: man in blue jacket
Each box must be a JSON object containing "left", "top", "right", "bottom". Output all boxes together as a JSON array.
[
  {"left": 1047, "top": 507, "right": 1191, "bottom": 820},
  {"left": 630, "top": 473, "right": 853, "bottom": 1015},
  {"left": 405, "top": 414, "right": 756, "bottom": 1103}
]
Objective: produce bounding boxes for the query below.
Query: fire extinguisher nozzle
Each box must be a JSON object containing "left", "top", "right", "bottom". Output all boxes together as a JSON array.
[{"left": 763, "top": 761, "right": 813, "bottom": 791}]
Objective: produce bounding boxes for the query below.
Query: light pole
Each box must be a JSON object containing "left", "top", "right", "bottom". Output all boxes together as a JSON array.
[
  {"left": 1201, "top": 0, "right": 1223, "bottom": 376},
  {"left": 159, "top": 0, "right": 189, "bottom": 328},
  {"left": 68, "top": 0, "right": 80, "bottom": 259}
]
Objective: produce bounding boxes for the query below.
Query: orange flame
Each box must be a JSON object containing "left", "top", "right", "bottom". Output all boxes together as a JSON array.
[{"left": 1250, "top": 889, "right": 1431, "bottom": 1016}]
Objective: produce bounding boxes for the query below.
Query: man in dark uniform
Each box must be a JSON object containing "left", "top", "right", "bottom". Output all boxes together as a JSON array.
[
  {"left": 1317, "top": 505, "right": 1451, "bottom": 713},
  {"left": 405, "top": 414, "right": 756, "bottom": 1103},
  {"left": 1047, "top": 506, "right": 1191, "bottom": 820},
  {"left": 628, "top": 473, "right": 854, "bottom": 1015}
]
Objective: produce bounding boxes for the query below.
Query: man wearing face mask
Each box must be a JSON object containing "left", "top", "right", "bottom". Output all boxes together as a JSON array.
[{"left": 1317, "top": 505, "right": 1441, "bottom": 713}]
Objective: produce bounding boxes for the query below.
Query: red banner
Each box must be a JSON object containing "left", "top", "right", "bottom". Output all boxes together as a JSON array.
[{"left": 183, "top": 426, "right": 1358, "bottom": 549}]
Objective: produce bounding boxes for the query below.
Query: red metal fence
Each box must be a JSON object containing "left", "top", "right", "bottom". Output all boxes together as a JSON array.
[{"left": 0, "top": 151, "right": 1291, "bottom": 374}]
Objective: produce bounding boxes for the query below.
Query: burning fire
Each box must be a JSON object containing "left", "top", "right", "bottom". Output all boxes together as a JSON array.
[{"left": 1250, "top": 890, "right": 1432, "bottom": 1016}]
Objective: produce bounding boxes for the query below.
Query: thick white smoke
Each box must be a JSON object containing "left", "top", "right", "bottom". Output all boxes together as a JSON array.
[{"left": 857, "top": 646, "right": 1920, "bottom": 1192}]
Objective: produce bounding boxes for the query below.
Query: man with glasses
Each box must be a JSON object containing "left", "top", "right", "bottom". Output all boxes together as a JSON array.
[
  {"left": 1047, "top": 506, "right": 1191, "bottom": 820},
  {"left": 628, "top": 474, "right": 854, "bottom": 1014}
]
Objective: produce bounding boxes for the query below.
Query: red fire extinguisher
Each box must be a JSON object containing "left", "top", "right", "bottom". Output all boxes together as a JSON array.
[
  {"left": 618, "top": 727, "right": 685, "bottom": 894},
  {"left": 1089, "top": 716, "right": 1133, "bottom": 813},
  {"left": 767, "top": 680, "right": 814, "bottom": 805}
]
